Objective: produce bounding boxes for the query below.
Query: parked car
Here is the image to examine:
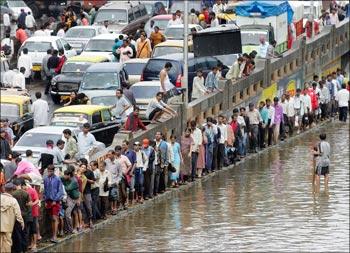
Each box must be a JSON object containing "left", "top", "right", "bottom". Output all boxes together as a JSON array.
[
  {"left": 79, "top": 62, "right": 129, "bottom": 101},
  {"left": 144, "top": 14, "right": 172, "bottom": 37},
  {"left": 64, "top": 25, "right": 105, "bottom": 54},
  {"left": 130, "top": 81, "right": 181, "bottom": 120},
  {"left": 93, "top": 1, "right": 150, "bottom": 35},
  {"left": 123, "top": 58, "right": 149, "bottom": 85},
  {"left": 50, "top": 55, "right": 110, "bottom": 104},
  {"left": 12, "top": 126, "right": 105, "bottom": 163},
  {"left": 151, "top": 40, "right": 193, "bottom": 58},
  {"left": 141, "top": 53, "right": 228, "bottom": 100},
  {"left": 80, "top": 33, "right": 125, "bottom": 61},
  {"left": 0, "top": 94, "right": 33, "bottom": 139},
  {"left": 51, "top": 105, "right": 120, "bottom": 146},
  {"left": 1, "top": 0, "right": 31, "bottom": 20},
  {"left": 164, "top": 24, "right": 203, "bottom": 40},
  {"left": 19, "top": 36, "right": 77, "bottom": 74}
]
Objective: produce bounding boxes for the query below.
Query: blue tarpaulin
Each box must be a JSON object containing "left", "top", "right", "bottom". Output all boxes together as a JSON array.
[{"left": 235, "top": 1, "right": 294, "bottom": 24}]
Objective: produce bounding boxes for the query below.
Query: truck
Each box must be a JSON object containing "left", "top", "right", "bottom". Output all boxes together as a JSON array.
[{"left": 235, "top": 1, "right": 293, "bottom": 54}]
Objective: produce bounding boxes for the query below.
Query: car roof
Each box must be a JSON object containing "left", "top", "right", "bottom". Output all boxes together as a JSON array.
[
  {"left": 124, "top": 58, "right": 149, "bottom": 64},
  {"left": 67, "top": 25, "right": 101, "bottom": 31},
  {"left": 151, "top": 14, "right": 172, "bottom": 20},
  {"left": 67, "top": 55, "right": 109, "bottom": 63},
  {"left": 90, "top": 33, "right": 125, "bottom": 40},
  {"left": 167, "top": 24, "right": 200, "bottom": 28},
  {"left": 25, "top": 126, "right": 75, "bottom": 134},
  {"left": 154, "top": 53, "right": 194, "bottom": 61},
  {"left": 54, "top": 105, "right": 110, "bottom": 115},
  {"left": 85, "top": 62, "right": 124, "bottom": 72},
  {"left": 100, "top": 1, "right": 143, "bottom": 10},
  {"left": 0, "top": 95, "right": 31, "bottom": 104},
  {"left": 132, "top": 81, "right": 161, "bottom": 87},
  {"left": 23, "top": 36, "right": 60, "bottom": 43},
  {"left": 154, "top": 40, "right": 193, "bottom": 47}
]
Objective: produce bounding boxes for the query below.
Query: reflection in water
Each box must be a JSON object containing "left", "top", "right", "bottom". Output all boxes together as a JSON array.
[{"left": 51, "top": 123, "right": 349, "bottom": 252}]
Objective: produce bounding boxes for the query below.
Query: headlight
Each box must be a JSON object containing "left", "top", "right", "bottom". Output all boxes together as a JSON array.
[{"left": 51, "top": 79, "right": 57, "bottom": 86}]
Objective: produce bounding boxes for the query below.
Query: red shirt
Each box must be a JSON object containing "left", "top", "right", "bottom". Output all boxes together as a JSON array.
[
  {"left": 308, "top": 88, "right": 318, "bottom": 110},
  {"left": 26, "top": 186, "right": 40, "bottom": 217},
  {"left": 16, "top": 29, "right": 28, "bottom": 44},
  {"left": 230, "top": 121, "right": 239, "bottom": 135},
  {"left": 124, "top": 113, "right": 146, "bottom": 132}
]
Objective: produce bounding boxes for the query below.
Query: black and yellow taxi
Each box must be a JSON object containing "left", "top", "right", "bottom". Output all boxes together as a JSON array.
[
  {"left": 0, "top": 93, "right": 33, "bottom": 138},
  {"left": 50, "top": 105, "right": 119, "bottom": 146}
]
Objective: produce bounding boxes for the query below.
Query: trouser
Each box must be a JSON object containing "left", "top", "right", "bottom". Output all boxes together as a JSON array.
[
  {"left": 288, "top": 116, "right": 295, "bottom": 134},
  {"left": 119, "top": 178, "right": 127, "bottom": 206},
  {"left": 64, "top": 196, "right": 77, "bottom": 233},
  {"left": 91, "top": 188, "right": 101, "bottom": 220},
  {"left": 267, "top": 119, "right": 273, "bottom": 145},
  {"left": 45, "top": 75, "right": 52, "bottom": 94},
  {"left": 339, "top": 106, "right": 348, "bottom": 122},
  {"left": 144, "top": 167, "right": 155, "bottom": 198},
  {"left": 212, "top": 144, "right": 218, "bottom": 171},
  {"left": 83, "top": 193, "right": 93, "bottom": 220},
  {"left": 11, "top": 221, "right": 26, "bottom": 253},
  {"left": 259, "top": 124, "right": 266, "bottom": 148},
  {"left": 205, "top": 143, "right": 213, "bottom": 172},
  {"left": 25, "top": 77, "right": 31, "bottom": 85},
  {"left": 159, "top": 166, "right": 168, "bottom": 191},
  {"left": 330, "top": 99, "right": 337, "bottom": 116},
  {"left": 239, "top": 132, "right": 247, "bottom": 155},
  {"left": 320, "top": 103, "right": 328, "bottom": 119},
  {"left": 280, "top": 115, "right": 287, "bottom": 138},
  {"left": 273, "top": 122, "right": 280, "bottom": 144},
  {"left": 250, "top": 124, "right": 259, "bottom": 150},
  {"left": 0, "top": 232, "right": 12, "bottom": 253},
  {"left": 217, "top": 144, "right": 225, "bottom": 169},
  {"left": 99, "top": 196, "right": 108, "bottom": 217},
  {"left": 191, "top": 152, "right": 199, "bottom": 180},
  {"left": 154, "top": 165, "right": 162, "bottom": 194},
  {"left": 134, "top": 168, "right": 144, "bottom": 196}
]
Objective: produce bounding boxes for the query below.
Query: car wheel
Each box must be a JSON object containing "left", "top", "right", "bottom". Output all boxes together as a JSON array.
[{"left": 51, "top": 94, "right": 61, "bottom": 104}]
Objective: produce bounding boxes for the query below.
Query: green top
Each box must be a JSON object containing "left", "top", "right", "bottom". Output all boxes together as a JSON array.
[
  {"left": 12, "top": 189, "right": 32, "bottom": 222},
  {"left": 61, "top": 177, "right": 80, "bottom": 200}
]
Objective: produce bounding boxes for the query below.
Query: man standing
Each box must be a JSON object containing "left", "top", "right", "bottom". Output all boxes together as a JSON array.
[
  {"left": 25, "top": 12, "right": 36, "bottom": 34},
  {"left": 272, "top": 97, "right": 284, "bottom": 144},
  {"left": 46, "top": 50, "right": 60, "bottom": 94},
  {"left": 42, "top": 49, "right": 52, "bottom": 83},
  {"left": 31, "top": 92, "right": 49, "bottom": 127},
  {"left": 83, "top": 162, "right": 96, "bottom": 228},
  {"left": 190, "top": 120, "right": 202, "bottom": 181},
  {"left": 122, "top": 140, "right": 137, "bottom": 205},
  {"left": 133, "top": 142, "right": 148, "bottom": 203},
  {"left": 142, "top": 139, "right": 155, "bottom": 200},
  {"left": 205, "top": 66, "right": 222, "bottom": 93},
  {"left": 77, "top": 123, "right": 97, "bottom": 159},
  {"left": 246, "top": 103, "right": 262, "bottom": 152},
  {"left": 216, "top": 115, "right": 227, "bottom": 169},
  {"left": 3, "top": 12, "right": 11, "bottom": 31},
  {"left": 112, "top": 89, "right": 132, "bottom": 123},
  {"left": 43, "top": 165, "right": 64, "bottom": 243},
  {"left": 313, "top": 133, "right": 331, "bottom": 187},
  {"left": 335, "top": 83, "right": 349, "bottom": 122},
  {"left": 0, "top": 129, "right": 11, "bottom": 160},
  {"left": 18, "top": 9, "right": 27, "bottom": 28},
  {"left": 17, "top": 48, "right": 33, "bottom": 85},
  {"left": 154, "top": 132, "right": 169, "bottom": 194},
  {"left": 159, "top": 62, "right": 175, "bottom": 98},
  {"left": 258, "top": 101, "right": 268, "bottom": 149},
  {"left": 225, "top": 57, "right": 245, "bottom": 81},
  {"left": 63, "top": 129, "right": 78, "bottom": 159},
  {"left": 265, "top": 98, "right": 275, "bottom": 146},
  {"left": 0, "top": 182, "right": 24, "bottom": 253},
  {"left": 319, "top": 81, "right": 330, "bottom": 120},
  {"left": 258, "top": 36, "right": 269, "bottom": 58},
  {"left": 116, "top": 39, "right": 133, "bottom": 63},
  {"left": 286, "top": 93, "right": 295, "bottom": 135}
]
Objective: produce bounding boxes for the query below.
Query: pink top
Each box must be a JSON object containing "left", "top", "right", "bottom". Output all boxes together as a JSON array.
[
  {"left": 116, "top": 155, "right": 131, "bottom": 175},
  {"left": 14, "top": 161, "right": 41, "bottom": 176}
]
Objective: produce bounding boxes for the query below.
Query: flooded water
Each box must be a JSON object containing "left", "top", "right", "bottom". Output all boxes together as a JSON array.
[{"left": 52, "top": 122, "right": 349, "bottom": 252}]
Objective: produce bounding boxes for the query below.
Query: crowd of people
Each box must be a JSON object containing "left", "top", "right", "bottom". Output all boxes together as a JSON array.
[{"left": 1, "top": 66, "right": 349, "bottom": 251}]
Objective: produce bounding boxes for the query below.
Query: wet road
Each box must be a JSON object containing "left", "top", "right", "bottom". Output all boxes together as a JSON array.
[{"left": 51, "top": 122, "right": 349, "bottom": 252}]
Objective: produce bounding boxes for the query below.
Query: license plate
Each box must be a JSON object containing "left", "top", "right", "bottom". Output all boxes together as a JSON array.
[{"left": 32, "top": 65, "right": 41, "bottom": 71}]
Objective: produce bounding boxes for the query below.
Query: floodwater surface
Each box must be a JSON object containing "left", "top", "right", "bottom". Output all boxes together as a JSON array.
[{"left": 52, "top": 122, "right": 349, "bottom": 252}]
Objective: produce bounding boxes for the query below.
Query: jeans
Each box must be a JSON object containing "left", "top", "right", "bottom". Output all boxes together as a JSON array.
[
  {"left": 205, "top": 143, "right": 214, "bottom": 171},
  {"left": 320, "top": 103, "right": 328, "bottom": 119},
  {"left": 191, "top": 152, "right": 199, "bottom": 179},
  {"left": 239, "top": 132, "right": 247, "bottom": 156},
  {"left": 134, "top": 168, "right": 144, "bottom": 195},
  {"left": 250, "top": 125, "right": 259, "bottom": 150},
  {"left": 91, "top": 187, "right": 101, "bottom": 220},
  {"left": 339, "top": 106, "right": 348, "bottom": 122}
]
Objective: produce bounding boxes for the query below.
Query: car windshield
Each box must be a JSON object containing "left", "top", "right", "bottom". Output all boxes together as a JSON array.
[
  {"left": 21, "top": 42, "right": 52, "bottom": 52},
  {"left": 94, "top": 9, "right": 127, "bottom": 24},
  {"left": 124, "top": 62, "right": 146, "bottom": 75},
  {"left": 51, "top": 113, "right": 88, "bottom": 127},
  {"left": 7, "top": 1, "right": 26, "bottom": 7},
  {"left": 65, "top": 28, "right": 96, "bottom": 38},
  {"left": 84, "top": 39, "right": 115, "bottom": 52},
  {"left": 165, "top": 27, "right": 192, "bottom": 39},
  {"left": 62, "top": 62, "right": 92, "bottom": 73},
  {"left": 16, "top": 133, "right": 62, "bottom": 147},
  {"left": 90, "top": 96, "right": 116, "bottom": 106},
  {"left": 0, "top": 103, "right": 19, "bottom": 118},
  {"left": 241, "top": 31, "right": 268, "bottom": 45},
  {"left": 131, "top": 85, "right": 160, "bottom": 100},
  {"left": 153, "top": 46, "right": 183, "bottom": 57},
  {"left": 81, "top": 72, "right": 120, "bottom": 90}
]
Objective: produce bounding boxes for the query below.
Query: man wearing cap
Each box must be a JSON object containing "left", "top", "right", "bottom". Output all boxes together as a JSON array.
[
  {"left": 142, "top": 139, "right": 155, "bottom": 200},
  {"left": 0, "top": 182, "right": 24, "bottom": 253}
]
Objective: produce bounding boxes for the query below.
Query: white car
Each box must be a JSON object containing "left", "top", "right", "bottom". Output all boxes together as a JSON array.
[
  {"left": 64, "top": 25, "right": 105, "bottom": 54},
  {"left": 164, "top": 24, "right": 203, "bottom": 40},
  {"left": 12, "top": 126, "right": 105, "bottom": 164},
  {"left": 123, "top": 58, "right": 149, "bottom": 85},
  {"left": 1, "top": 0, "right": 31, "bottom": 20},
  {"left": 19, "top": 36, "right": 77, "bottom": 74},
  {"left": 80, "top": 33, "right": 125, "bottom": 61}
]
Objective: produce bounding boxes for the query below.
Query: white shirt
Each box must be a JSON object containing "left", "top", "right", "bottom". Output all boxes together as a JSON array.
[
  {"left": 192, "top": 76, "right": 207, "bottom": 99},
  {"left": 160, "top": 71, "right": 174, "bottom": 93},
  {"left": 2, "top": 70, "right": 16, "bottom": 87},
  {"left": 44, "top": 29, "right": 51, "bottom": 36},
  {"left": 167, "top": 19, "right": 182, "bottom": 27},
  {"left": 3, "top": 13, "right": 10, "bottom": 26},
  {"left": 17, "top": 54, "right": 33, "bottom": 78},
  {"left": 329, "top": 13, "right": 339, "bottom": 25},
  {"left": 113, "top": 96, "right": 131, "bottom": 120},
  {"left": 212, "top": 3, "right": 226, "bottom": 15},
  {"left": 34, "top": 30, "right": 46, "bottom": 37},
  {"left": 100, "top": 26, "right": 109, "bottom": 34},
  {"left": 1, "top": 38, "right": 14, "bottom": 57},
  {"left": 145, "top": 98, "right": 167, "bottom": 118},
  {"left": 217, "top": 123, "right": 227, "bottom": 144},
  {"left": 25, "top": 14, "right": 36, "bottom": 28},
  {"left": 56, "top": 29, "right": 65, "bottom": 38},
  {"left": 31, "top": 98, "right": 49, "bottom": 126},
  {"left": 211, "top": 18, "right": 220, "bottom": 28},
  {"left": 281, "top": 101, "right": 288, "bottom": 114},
  {"left": 335, "top": 89, "right": 349, "bottom": 107},
  {"left": 117, "top": 46, "right": 133, "bottom": 63},
  {"left": 12, "top": 72, "right": 26, "bottom": 89},
  {"left": 302, "top": 94, "right": 312, "bottom": 112},
  {"left": 77, "top": 132, "right": 97, "bottom": 156},
  {"left": 286, "top": 98, "right": 295, "bottom": 117},
  {"left": 259, "top": 41, "right": 270, "bottom": 58},
  {"left": 191, "top": 127, "right": 202, "bottom": 152}
]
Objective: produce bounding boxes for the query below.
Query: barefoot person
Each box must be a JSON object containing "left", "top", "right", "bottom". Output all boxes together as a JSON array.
[
  {"left": 313, "top": 133, "right": 331, "bottom": 187},
  {"left": 145, "top": 92, "right": 177, "bottom": 124}
]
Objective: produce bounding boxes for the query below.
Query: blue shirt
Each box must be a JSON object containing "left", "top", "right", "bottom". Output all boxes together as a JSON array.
[
  {"left": 259, "top": 107, "right": 269, "bottom": 125},
  {"left": 43, "top": 175, "right": 64, "bottom": 201},
  {"left": 124, "top": 149, "right": 136, "bottom": 165},
  {"left": 205, "top": 71, "right": 218, "bottom": 90}
]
